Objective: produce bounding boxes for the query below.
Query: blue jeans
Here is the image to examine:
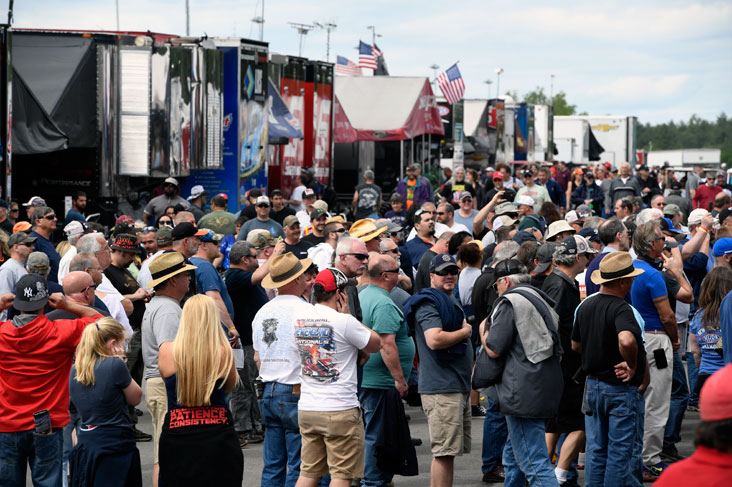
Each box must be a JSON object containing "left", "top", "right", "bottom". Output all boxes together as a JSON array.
[
  {"left": 358, "top": 388, "right": 393, "bottom": 487},
  {"left": 502, "top": 416, "right": 557, "bottom": 487},
  {"left": 685, "top": 352, "right": 699, "bottom": 405},
  {"left": 584, "top": 378, "right": 642, "bottom": 487},
  {"left": 0, "top": 428, "right": 64, "bottom": 487},
  {"left": 259, "top": 382, "right": 301, "bottom": 487},
  {"left": 663, "top": 352, "right": 689, "bottom": 448},
  {"left": 481, "top": 398, "right": 507, "bottom": 473}
]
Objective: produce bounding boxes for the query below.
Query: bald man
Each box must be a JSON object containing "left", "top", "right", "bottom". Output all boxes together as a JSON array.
[
  {"left": 45, "top": 271, "right": 109, "bottom": 320},
  {"left": 174, "top": 211, "right": 196, "bottom": 226}
]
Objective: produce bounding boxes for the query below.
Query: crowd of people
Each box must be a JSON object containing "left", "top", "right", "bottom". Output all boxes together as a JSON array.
[{"left": 1, "top": 160, "right": 732, "bottom": 487}]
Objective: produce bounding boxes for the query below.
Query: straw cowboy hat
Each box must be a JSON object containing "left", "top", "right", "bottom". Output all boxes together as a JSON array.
[
  {"left": 146, "top": 251, "right": 197, "bottom": 289},
  {"left": 261, "top": 252, "right": 312, "bottom": 289},
  {"left": 590, "top": 251, "right": 644, "bottom": 285},
  {"left": 349, "top": 219, "right": 387, "bottom": 242}
]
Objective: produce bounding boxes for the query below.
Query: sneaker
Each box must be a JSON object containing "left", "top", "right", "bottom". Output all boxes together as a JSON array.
[
  {"left": 661, "top": 445, "right": 684, "bottom": 463},
  {"left": 246, "top": 431, "right": 265, "bottom": 444},
  {"left": 411, "top": 437, "right": 422, "bottom": 446},
  {"left": 134, "top": 408, "right": 143, "bottom": 417},
  {"left": 472, "top": 404, "right": 487, "bottom": 417},
  {"left": 482, "top": 465, "right": 505, "bottom": 483},
  {"left": 238, "top": 433, "right": 249, "bottom": 448},
  {"left": 134, "top": 428, "right": 152, "bottom": 442},
  {"left": 687, "top": 404, "right": 699, "bottom": 412},
  {"left": 642, "top": 462, "right": 667, "bottom": 482}
]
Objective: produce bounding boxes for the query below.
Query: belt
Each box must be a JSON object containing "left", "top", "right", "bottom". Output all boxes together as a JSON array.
[
  {"left": 263, "top": 382, "right": 301, "bottom": 395},
  {"left": 645, "top": 330, "right": 667, "bottom": 334}
]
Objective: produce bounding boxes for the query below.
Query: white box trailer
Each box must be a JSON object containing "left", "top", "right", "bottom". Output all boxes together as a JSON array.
[
  {"left": 647, "top": 149, "right": 721, "bottom": 168},
  {"left": 557, "top": 115, "right": 637, "bottom": 165},
  {"left": 553, "top": 118, "right": 590, "bottom": 163}
]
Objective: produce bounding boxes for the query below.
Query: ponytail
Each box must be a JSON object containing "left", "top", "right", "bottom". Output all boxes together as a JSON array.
[{"left": 74, "top": 317, "right": 127, "bottom": 386}]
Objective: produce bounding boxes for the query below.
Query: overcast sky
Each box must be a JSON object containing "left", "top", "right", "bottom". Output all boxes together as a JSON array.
[{"left": 15, "top": 0, "right": 732, "bottom": 125}]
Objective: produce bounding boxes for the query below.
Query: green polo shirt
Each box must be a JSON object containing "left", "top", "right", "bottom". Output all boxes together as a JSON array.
[{"left": 359, "top": 284, "right": 415, "bottom": 389}]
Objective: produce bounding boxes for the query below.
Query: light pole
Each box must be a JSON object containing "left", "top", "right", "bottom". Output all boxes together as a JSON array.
[
  {"left": 289, "top": 22, "right": 316, "bottom": 57},
  {"left": 495, "top": 68, "right": 504, "bottom": 99},
  {"left": 314, "top": 22, "right": 337, "bottom": 62},
  {"left": 550, "top": 74, "right": 555, "bottom": 107},
  {"left": 366, "top": 25, "right": 382, "bottom": 46},
  {"left": 252, "top": 0, "right": 265, "bottom": 41},
  {"left": 484, "top": 79, "right": 493, "bottom": 98},
  {"left": 429, "top": 64, "right": 439, "bottom": 85}
]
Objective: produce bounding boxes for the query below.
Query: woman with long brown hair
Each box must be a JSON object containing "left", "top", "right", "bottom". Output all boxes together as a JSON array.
[
  {"left": 689, "top": 266, "right": 732, "bottom": 393},
  {"left": 69, "top": 317, "right": 143, "bottom": 486},
  {"left": 157, "top": 294, "right": 241, "bottom": 486}
]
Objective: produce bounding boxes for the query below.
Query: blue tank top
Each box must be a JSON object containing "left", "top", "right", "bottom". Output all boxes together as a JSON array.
[{"left": 164, "top": 374, "right": 229, "bottom": 410}]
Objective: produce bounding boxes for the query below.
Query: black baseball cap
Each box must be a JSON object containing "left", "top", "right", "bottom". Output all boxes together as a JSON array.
[
  {"left": 494, "top": 259, "right": 524, "bottom": 279},
  {"left": 14, "top": 274, "right": 49, "bottom": 312},
  {"left": 171, "top": 222, "right": 208, "bottom": 241}
]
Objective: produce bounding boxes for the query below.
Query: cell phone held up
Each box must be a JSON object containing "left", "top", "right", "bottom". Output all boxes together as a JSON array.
[
  {"left": 33, "top": 409, "right": 52, "bottom": 435},
  {"left": 653, "top": 348, "right": 668, "bottom": 369}
]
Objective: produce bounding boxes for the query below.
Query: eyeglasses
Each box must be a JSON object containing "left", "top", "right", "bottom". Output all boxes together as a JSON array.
[
  {"left": 656, "top": 203, "right": 666, "bottom": 207},
  {"left": 435, "top": 211, "right": 446, "bottom": 216},
  {"left": 654, "top": 236, "right": 665, "bottom": 242},
  {"left": 383, "top": 248, "right": 399, "bottom": 254},
  {"left": 434, "top": 268, "right": 459, "bottom": 276},
  {"left": 43, "top": 214, "right": 57, "bottom": 220},
  {"left": 20, "top": 242, "right": 34, "bottom": 247},
  {"left": 10, "top": 208, "right": 18, "bottom": 212},
  {"left": 461, "top": 198, "right": 472, "bottom": 203},
  {"left": 334, "top": 228, "right": 346, "bottom": 233},
  {"left": 257, "top": 204, "right": 270, "bottom": 208},
  {"left": 142, "top": 226, "right": 156, "bottom": 233},
  {"left": 158, "top": 220, "right": 172, "bottom": 225},
  {"left": 345, "top": 253, "right": 368, "bottom": 261},
  {"left": 382, "top": 268, "right": 399, "bottom": 274}
]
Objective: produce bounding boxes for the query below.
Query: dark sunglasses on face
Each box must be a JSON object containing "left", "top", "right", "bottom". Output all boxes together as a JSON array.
[
  {"left": 43, "top": 214, "right": 56, "bottom": 220},
  {"left": 461, "top": 198, "right": 472, "bottom": 203},
  {"left": 345, "top": 253, "right": 368, "bottom": 261},
  {"left": 257, "top": 204, "right": 270, "bottom": 208},
  {"left": 10, "top": 208, "right": 18, "bottom": 212},
  {"left": 382, "top": 268, "right": 399, "bottom": 274},
  {"left": 435, "top": 211, "right": 446, "bottom": 216},
  {"left": 334, "top": 228, "right": 347, "bottom": 233},
  {"left": 142, "top": 226, "right": 156, "bottom": 232},
  {"left": 434, "top": 268, "right": 459, "bottom": 276}
]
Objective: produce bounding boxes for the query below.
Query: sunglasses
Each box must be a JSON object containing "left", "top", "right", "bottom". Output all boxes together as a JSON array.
[
  {"left": 80, "top": 284, "right": 99, "bottom": 294},
  {"left": 461, "top": 198, "right": 472, "bottom": 202},
  {"left": 10, "top": 208, "right": 19, "bottom": 212},
  {"left": 434, "top": 268, "right": 459, "bottom": 276},
  {"left": 142, "top": 226, "right": 157, "bottom": 233},
  {"left": 257, "top": 204, "right": 270, "bottom": 208},
  {"left": 435, "top": 211, "right": 446, "bottom": 216},
  {"left": 43, "top": 214, "right": 57, "bottom": 220},
  {"left": 334, "top": 228, "right": 347, "bottom": 233},
  {"left": 19, "top": 242, "right": 34, "bottom": 247},
  {"left": 159, "top": 220, "right": 172, "bottom": 225},
  {"left": 382, "top": 268, "right": 399, "bottom": 274},
  {"left": 383, "top": 248, "right": 399, "bottom": 254},
  {"left": 345, "top": 253, "right": 368, "bottom": 261}
]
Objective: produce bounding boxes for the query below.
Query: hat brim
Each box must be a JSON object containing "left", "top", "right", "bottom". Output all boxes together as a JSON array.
[
  {"left": 534, "top": 261, "right": 552, "bottom": 274},
  {"left": 146, "top": 263, "right": 198, "bottom": 289},
  {"left": 354, "top": 226, "right": 387, "bottom": 242},
  {"left": 13, "top": 297, "right": 48, "bottom": 312},
  {"left": 590, "top": 267, "right": 644, "bottom": 285},
  {"left": 110, "top": 244, "right": 141, "bottom": 254},
  {"left": 261, "top": 258, "right": 312, "bottom": 289},
  {"left": 431, "top": 263, "right": 459, "bottom": 274}
]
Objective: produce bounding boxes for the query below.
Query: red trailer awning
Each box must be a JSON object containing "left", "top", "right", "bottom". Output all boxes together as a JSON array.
[{"left": 334, "top": 76, "right": 444, "bottom": 142}]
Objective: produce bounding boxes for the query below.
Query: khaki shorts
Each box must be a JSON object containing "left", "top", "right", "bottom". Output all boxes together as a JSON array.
[
  {"left": 145, "top": 377, "right": 168, "bottom": 464},
  {"left": 421, "top": 392, "right": 471, "bottom": 457},
  {"left": 298, "top": 407, "right": 364, "bottom": 479}
]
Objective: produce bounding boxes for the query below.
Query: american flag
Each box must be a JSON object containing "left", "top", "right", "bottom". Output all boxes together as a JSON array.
[
  {"left": 358, "top": 41, "right": 378, "bottom": 70},
  {"left": 437, "top": 64, "right": 466, "bottom": 105},
  {"left": 335, "top": 56, "right": 362, "bottom": 76}
]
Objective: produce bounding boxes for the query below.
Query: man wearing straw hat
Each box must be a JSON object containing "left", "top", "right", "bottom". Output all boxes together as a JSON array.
[
  {"left": 348, "top": 219, "right": 387, "bottom": 253},
  {"left": 252, "top": 252, "right": 315, "bottom": 487},
  {"left": 141, "top": 251, "right": 197, "bottom": 487},
  {"left": 571, "top": 251, "right": 648, "bottom": 486}
]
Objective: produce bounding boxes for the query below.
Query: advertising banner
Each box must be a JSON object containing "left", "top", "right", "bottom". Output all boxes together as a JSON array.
[{"left": 239, "top": 43, "right": 269, "bottom": 204}]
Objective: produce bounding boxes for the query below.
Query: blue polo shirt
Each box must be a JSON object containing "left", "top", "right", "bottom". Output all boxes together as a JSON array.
[
  {"left": 630, "top": 259, "right": 667, "bottom": 331},
  {"left": 190, "top": 257, "right": 235, "bottom": 320},
  {"left": 29, "top": 231, "right": 60, "bottom": 283}
]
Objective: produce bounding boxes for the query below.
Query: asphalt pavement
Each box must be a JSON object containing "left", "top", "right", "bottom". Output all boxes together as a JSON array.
[{"left": 124, "top": 391, "right": 700, "bottom": 487}]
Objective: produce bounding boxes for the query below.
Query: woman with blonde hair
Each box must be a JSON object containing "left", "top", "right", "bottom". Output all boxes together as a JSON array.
[
  {"left": 69, "top": 317, "right": 143, "bottom": 486},
  {"left": 157, "top": 294, "right": 241, "bottom": 486}
]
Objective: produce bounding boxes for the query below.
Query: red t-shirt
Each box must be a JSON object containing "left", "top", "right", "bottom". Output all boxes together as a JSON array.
[
  {"left": 655, "top": 445, "right": 732, "bottom": 487},
  {"left": 693, "top": 184, "right": 722, "bottom": 211},
  {"left": 0, "top": 313, "right": 102, "bottom": 431}
]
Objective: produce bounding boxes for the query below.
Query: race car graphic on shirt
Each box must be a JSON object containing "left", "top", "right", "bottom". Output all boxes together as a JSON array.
[{"left": 294, "top": 320, "right": 339, "bottom": 383}]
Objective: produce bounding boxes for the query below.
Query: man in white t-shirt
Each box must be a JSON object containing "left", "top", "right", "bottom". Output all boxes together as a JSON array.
[
  {"left": 253, "top": 252, "right": 316, "bottom": 487},
  {"left": 295, "top": 268, "right": 380, "bottom": 487}
]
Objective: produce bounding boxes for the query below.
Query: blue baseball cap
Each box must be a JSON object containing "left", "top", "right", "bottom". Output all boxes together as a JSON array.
[
  {"left": 512, "top": 230, "right": 537, "bottom": 245},
  {"left": 429, "top": 253, "right": 458, "bottom": 273},
  {"left": 713, "top": 238, "right": 732, "bottom": 257},
  {"left": 578, "top": 227, "right": 601, "bottom": 243},
  {"left": 199, "top": 230, "right": 224, "bottom": 243},
  {"left": 660, "top": 217, "right": 684, "bottom": 234}
]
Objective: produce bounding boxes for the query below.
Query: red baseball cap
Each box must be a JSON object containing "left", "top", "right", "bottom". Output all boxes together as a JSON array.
[
  {"left": 699, "top": 364, "right": 732, "bottom": 422},
  {"left": 492, "top": 172, "right": 503, "bottom": 180},
  {"left": 314, "top": 268, "right": 348, "bottom": 292}
]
